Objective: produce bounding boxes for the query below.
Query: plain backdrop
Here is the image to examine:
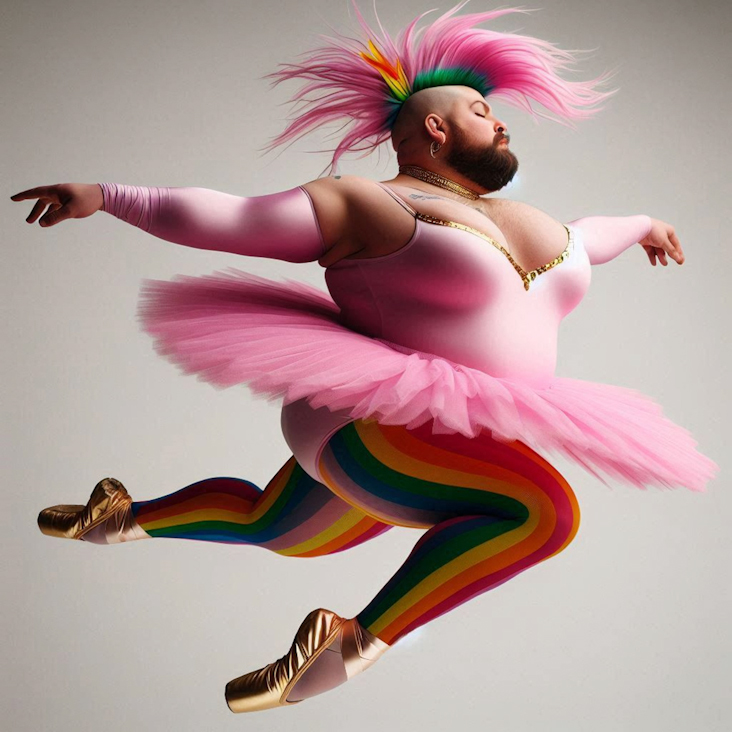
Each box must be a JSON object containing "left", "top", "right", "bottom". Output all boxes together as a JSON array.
[{"left": 3, "top": 1, "right": 731, "bottom": 731}]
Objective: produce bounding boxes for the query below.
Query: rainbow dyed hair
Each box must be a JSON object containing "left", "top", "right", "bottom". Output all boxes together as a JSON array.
[{"left": 265, "top": 1, "right": 616, "bottom": 173}]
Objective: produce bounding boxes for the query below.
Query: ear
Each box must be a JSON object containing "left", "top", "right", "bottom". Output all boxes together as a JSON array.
[{"left": 424, "top": 114, "right": 447, "bottom": 146}]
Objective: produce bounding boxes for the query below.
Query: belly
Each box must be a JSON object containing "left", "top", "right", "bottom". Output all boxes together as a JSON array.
[{"left": 326, "top": 220, "right": 590, "bottom": 386}]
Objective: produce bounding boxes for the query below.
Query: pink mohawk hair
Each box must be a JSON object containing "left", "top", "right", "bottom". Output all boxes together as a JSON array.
[{"left": 263, "top": 1, "right": 617, "bottom": 174}]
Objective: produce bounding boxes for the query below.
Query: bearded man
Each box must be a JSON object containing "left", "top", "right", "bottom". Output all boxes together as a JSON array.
[{"left": 11, "top": 3, "right": 714, "bottom": 715}]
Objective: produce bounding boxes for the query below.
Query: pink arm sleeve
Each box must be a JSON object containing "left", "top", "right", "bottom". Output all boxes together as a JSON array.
[
  {"left": 97, "top": 184, "right": 326, "bottom": 263},
  {"left": 567, "top": 215, "right": 653, "bottom": 265}
]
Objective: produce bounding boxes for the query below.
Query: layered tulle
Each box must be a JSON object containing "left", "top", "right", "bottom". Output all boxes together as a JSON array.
[{"left": 136, "top": 269, "right": 718, "bottom": 492}]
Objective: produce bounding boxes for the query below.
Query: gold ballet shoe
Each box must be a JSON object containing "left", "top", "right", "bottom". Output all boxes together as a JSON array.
[
  {"left": 225, "top": 608, "right": 389, "bottom": 713},
  {"left": 37, "top": 477, "right": 149, "bottom": 544}
]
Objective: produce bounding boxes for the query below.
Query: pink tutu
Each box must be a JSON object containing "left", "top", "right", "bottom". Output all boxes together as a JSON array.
[{"left": 136, "top": 268, "right": 719, "bottom": 492}]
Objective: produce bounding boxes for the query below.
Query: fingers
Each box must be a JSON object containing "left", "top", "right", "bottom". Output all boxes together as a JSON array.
[
  {"left": 25, "top": 199, "right": 49, "bottom": 224},
  {"left": 10, "top": 185, "right": 71, "bottom": 227},
  {"left": 10, "top": 186, "right": 53, "bottom": 201},
  {"left": 20, "top": 199, "right": 67, "bottom": 227},
  {"left": 39, "top": 203, "right": 68, "bottom": 227},
  {"left": 645, "top": 221, "right": 685, "bottom": 267},
  {"left": 661, "top": 224, "right": 684, "bottom": 264},
  {"left": 669, "top": 230, "right": 685, "bottom": 263}
]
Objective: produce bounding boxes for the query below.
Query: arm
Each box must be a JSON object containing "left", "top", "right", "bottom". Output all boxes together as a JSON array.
[
  {"left": 11, "top": 176, "right": 404, "bottom": 265},
  {"left": 98, "top": 183, "right": 326, "bottom": 263},
  {"left": 567, "top": 215, "right": 653, "bottom": 265}
]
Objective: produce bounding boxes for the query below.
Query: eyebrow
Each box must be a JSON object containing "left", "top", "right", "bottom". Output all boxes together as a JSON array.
[{"left": 471, "top": 100, "right": 490, "bottom": 112}]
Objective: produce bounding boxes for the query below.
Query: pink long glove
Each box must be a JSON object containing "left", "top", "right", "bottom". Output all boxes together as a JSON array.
[
  {"left": 567, "top": 215, "right": 653, "bottom": 265},
  {"left": 98, "top": 184, "right": 326, "bottom": 263}
]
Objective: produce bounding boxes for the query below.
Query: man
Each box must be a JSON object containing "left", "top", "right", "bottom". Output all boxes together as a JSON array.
[{"left": 11, "top": 4, "right": 711, "bottom": 716}]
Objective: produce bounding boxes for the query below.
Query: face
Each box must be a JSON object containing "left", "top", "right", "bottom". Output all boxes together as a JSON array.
[{"left": 443, "top": 91, "right": 519, "bottom": 192}]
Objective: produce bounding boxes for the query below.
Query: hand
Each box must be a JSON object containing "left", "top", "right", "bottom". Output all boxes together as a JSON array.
[
  {"left": 640, "top": 218, "right": 685, "bottom": 267},
  {"left": 10, "top": 183, "right": 104, "bottom": 227}
]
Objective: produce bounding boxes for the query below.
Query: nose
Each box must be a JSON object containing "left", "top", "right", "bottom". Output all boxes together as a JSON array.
[{"left": 494, "top": 119, "right": 509, "bottom": 142}]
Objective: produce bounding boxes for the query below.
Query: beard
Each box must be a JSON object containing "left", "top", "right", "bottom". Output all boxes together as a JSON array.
[{"left": 445, "top": 126, "right": 519, "bottom": 192}]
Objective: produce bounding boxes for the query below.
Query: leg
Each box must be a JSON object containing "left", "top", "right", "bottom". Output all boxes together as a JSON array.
[
  {"left": 321, "top": 420, "right": 580, "bottom": 645},
  {"left": 38, "top": 456, "right": 391, "bottom": 557},
  {"left": 131, "top": 456, "right": 391, "bottom": 557},
  {"left": 225, "top": 419, "right": 580, "bottom": 711}
]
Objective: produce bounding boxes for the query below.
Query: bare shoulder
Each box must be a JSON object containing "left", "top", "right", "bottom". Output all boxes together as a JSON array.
[
  {"left": 301, "top": 174, "right": 380, "bottom": 201},
  {"left": 300, "top": 175, "right": 414, "bottom": 264},
  {"left": 298, "top": 175, "right": 372, "bottom": 249},
  {"left": 300, "top": 174, "right": 391, "bottom": 219}
]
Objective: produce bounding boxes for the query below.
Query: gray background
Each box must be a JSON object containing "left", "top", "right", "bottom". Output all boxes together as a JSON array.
[{"left": 3, "top": 1, "right": 730, "bottom": 730}]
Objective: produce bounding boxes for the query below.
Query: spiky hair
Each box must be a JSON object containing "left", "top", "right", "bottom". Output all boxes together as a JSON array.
[{"left": 264, "top": 1, "right": 617, "bottom": 173}]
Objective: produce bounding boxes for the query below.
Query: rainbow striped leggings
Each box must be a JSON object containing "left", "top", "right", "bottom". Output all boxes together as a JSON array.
[{"left": 132, "top": 420, "right": 580, "bottom": 646}]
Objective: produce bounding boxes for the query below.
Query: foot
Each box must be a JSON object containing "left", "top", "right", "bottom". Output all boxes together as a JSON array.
[
  {"left": 37, "top": 477, "right": 149, "bottom": 544},
  {"left": 225, "top": 608, "right": 388, "bottom": 713}
]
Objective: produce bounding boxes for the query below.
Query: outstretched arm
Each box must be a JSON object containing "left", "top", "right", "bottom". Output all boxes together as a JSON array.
[
  {"left": 568, "top": 215, "right": 685, "bottom": 267},
  {"left": 12, "top": 175, "right": 415, "bottom": 265},
  {"left": 10, "top": 182, "right": 334, "bottom": 264}
]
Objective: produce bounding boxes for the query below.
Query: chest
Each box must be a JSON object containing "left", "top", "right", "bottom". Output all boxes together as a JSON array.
[
  {"left": 327, "top": 221, "right": 591, "bottom": 324},
  {"left": 482, "top": 199, "right": 572, "bottom": 272},
  {"left": 391, "top": 189, "right": 572, "bottom": 274}
]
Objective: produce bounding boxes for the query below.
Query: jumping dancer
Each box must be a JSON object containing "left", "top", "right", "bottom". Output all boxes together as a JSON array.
[{"left": 11, "top": 2, "right": 718, "bottom": 714}]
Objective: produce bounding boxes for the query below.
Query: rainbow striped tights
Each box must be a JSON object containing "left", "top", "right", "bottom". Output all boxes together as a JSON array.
[{"left": 132, "top": 419, "right": 580, "bottom": 646}]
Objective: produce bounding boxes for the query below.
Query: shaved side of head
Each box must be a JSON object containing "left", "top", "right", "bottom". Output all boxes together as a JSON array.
[{"left": 391, "top": 86, "right": 469, "bottom": 155}]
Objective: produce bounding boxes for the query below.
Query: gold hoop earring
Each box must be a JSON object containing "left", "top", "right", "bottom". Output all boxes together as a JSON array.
[{"left": 430, "top": 141, "right": 442, "bottom": 158}]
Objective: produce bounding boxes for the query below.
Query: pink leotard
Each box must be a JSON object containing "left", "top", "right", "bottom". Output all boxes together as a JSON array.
[{"left": 327, "top": 184, "right": 588, "bottom": 388}]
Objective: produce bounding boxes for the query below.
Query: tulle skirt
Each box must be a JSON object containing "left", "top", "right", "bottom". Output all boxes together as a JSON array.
[{"left": 136, "top": 268, "right": 719, "bottom": 492}]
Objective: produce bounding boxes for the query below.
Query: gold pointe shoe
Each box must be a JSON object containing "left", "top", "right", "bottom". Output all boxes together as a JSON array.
[
  {"left": 37, "top": 477, "right": 149, "bottom": 544},
  {"left": 225, "top": 608, "right": 389, "bottom": 713}
]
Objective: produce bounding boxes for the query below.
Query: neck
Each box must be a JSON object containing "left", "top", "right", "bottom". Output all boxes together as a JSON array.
[{"left": 396, "top": 164, "right": 485, "bottom": 200}]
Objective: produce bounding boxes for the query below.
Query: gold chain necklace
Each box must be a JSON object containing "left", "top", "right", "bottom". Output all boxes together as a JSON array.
[{"left": 398, "top": 165, "right": 480, "bottom": 200}]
